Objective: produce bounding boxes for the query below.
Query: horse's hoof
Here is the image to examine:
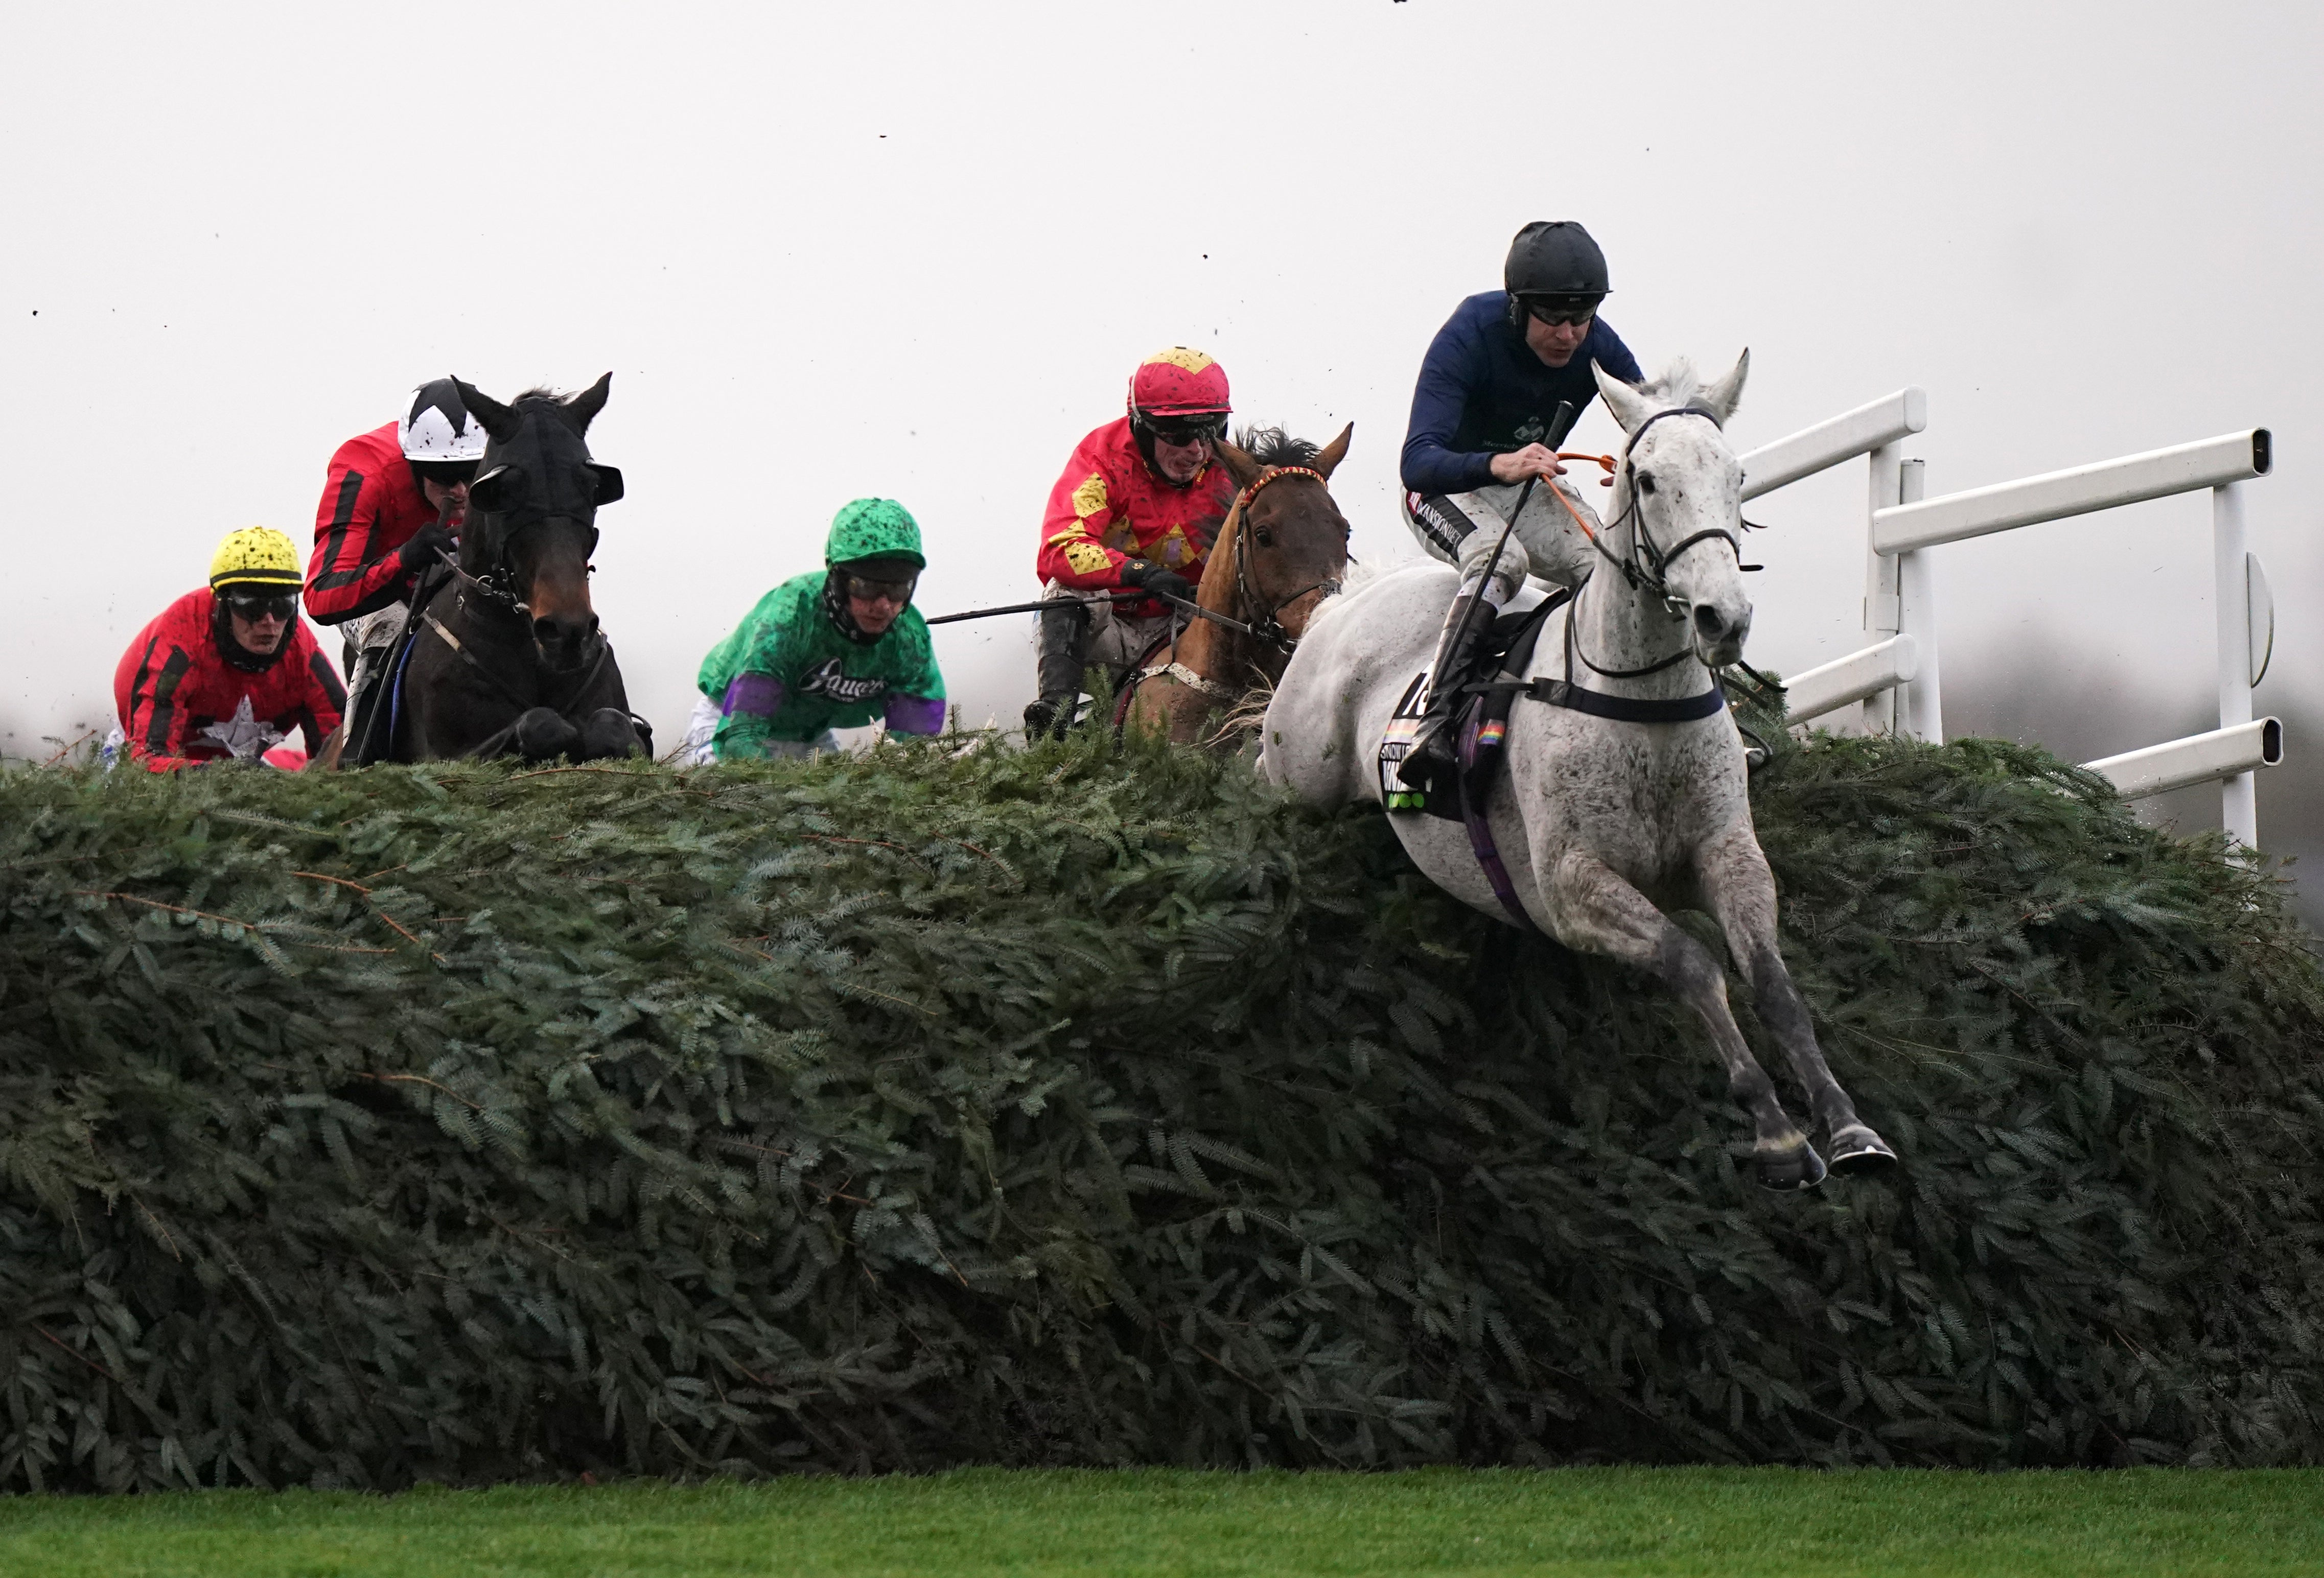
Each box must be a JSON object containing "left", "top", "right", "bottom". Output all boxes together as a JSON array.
[
  {"left": 1756, "top": 1139, "right": 1827, "bottom": 1192},
  {"left": 515, "top": 706, "right": 583, "bottom": 762},
  {"left": 1827, "top": 1124, "right": 1899, "bottom": 1172},
  {"left": 578, "top": 706, "right": 644, "bottom": 760}
]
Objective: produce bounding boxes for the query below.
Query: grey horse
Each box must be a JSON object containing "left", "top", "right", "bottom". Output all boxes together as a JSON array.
[{"left": 1260, "top": 354, "right": 1896, "bottom": 1191}]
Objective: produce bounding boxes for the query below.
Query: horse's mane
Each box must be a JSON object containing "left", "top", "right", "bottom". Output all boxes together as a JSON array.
[
  {"left": 1231, "top": 425, "right": 1319, "bottom": 468},
  {"left": 512, "top": 386, "right": 573, "bottom": 413}
]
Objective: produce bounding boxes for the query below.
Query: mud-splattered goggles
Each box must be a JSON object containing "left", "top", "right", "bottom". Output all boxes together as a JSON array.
[
  {"left": 1140, "top": 415, "right": 1227, "bottom": 446},
  {"left": 842, "top": 574, "right": 918, "bottom": 605},
  {"left": 222, "top": 591, "right": 297, "bottom": 621}
]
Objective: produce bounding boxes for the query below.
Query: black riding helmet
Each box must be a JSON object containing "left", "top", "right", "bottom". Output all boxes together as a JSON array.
[{"left": 1504, "top": 220, "right": 1610, "bottom": 327}]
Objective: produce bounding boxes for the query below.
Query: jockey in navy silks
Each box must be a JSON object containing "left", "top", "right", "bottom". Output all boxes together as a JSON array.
[
  {"left": 680, "top": 499, "right": 948, "bottom": 763},
  {"left": 1395, "top": 220, "right": 1645, "bottom": 786}
]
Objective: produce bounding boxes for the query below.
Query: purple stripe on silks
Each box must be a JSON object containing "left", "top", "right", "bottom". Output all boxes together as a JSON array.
[
  {"left": 885, "top": 694, "right": 946, "bottom": 736},
  {"left": 724, "top": 672, "right": 785, "bottom": 718}
]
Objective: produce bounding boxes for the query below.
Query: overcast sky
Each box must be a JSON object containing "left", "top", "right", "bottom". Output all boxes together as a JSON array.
[{"left": 5, "top": 2, "right": 2317, "bottom": 829}]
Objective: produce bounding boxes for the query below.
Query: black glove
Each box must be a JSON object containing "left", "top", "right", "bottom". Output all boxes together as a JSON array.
[
  {"left": 1119, "top": 559, "right": 1197, "bottom": 606},
  {"left": 398, "top": 523, "right": 457, "bottom": 572}
]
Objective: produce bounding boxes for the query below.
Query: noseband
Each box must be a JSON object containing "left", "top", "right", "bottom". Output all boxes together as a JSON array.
[
  {"left": 1587, "top": 406, "right": 1746, "bottom": 606},
  {"left": 1553, "top": 405, "right": 1754, "bottom": 680},
  {"left": 1227, "top": 465, "right": 1343, "bottom": 651},
  {"left": 437, "top": 512, "right": 600, "bottom": 620}
]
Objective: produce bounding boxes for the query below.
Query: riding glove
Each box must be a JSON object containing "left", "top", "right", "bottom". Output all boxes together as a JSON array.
[
  {"left": 397, "top": 523, "right": 457, "bottom": 572},
  {"left": 1119, "top": 560, "right": 1196, "bottom": 606}
]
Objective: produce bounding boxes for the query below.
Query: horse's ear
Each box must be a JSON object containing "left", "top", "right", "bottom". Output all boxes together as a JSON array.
[
  {"left": 1591, "top": 362, "right": 1654, "bottom": 434},
  {"left": 1701, "top": 349, "right": 1749, "bottom": 426},
  {"left": 1212, "top": 435, "right": 1263, "bottom": 490},
  {"left": 564, "top": 371, "right": 613, "bottom": 433},
  {"left": 454, "top": 378, "right": 520, "bottom": 443},
  {"left": 1310, "top": 422, "right": 1354, "bottom": 480}
]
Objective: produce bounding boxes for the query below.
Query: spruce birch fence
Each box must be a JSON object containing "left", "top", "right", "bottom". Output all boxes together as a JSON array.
[{"left": 1741, "top": 390, "right": 2280, "bottom": 844}]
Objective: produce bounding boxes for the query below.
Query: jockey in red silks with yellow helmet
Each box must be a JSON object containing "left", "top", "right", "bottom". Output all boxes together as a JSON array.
[
  {"left": 111, "top": 527, "right": 346, "bottom": 771},
  {"left": 1024, "top": 346, "right": 1238, "bottom": 737}
]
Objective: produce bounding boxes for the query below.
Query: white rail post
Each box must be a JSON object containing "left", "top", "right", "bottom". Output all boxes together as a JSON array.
[
  {"left": 2214, "top": 481, "right": 2256, "bottom": 845},
  {"left": 1893, "top": 459, "right": 1942, "bottom": 741},
  {"left": 1863, "top": 444, "right": 1903, "bottom": 733}
]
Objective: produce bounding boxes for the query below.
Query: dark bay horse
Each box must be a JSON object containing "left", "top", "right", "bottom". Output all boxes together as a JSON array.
[
  {"left": 1120, "top": 425, "right": 1353, "bottom": 744},
  {"left": 365, "top": 375, "right": 645, "bottom": 764}
]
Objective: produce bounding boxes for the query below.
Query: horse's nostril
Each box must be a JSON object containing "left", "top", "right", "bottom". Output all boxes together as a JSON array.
[
  {"left": 1694, "top": 605, "right": 1727, "bottom": 641},
  {"left": 534, "top": 615, "right": 589, "bottom": 646}
]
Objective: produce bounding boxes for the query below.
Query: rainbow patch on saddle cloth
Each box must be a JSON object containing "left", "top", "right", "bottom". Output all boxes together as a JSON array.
[{"left": 1377, "top": 670, "right": 1431, "bottom": 812}]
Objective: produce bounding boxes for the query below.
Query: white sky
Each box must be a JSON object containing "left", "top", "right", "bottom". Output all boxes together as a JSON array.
[{"left": 4, "top": 2, "right": 2317, "bottom": 796}]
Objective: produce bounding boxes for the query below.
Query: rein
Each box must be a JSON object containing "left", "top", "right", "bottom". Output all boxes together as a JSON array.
[
  {"left": 1135, "top": 461, "right": 1343, "bottom": 707},
  {"left": 1548, "top": 406, "right": 1763, "bottom": 679},
  {"left": 436, "top": 511, "right": 603, "bottom": 620}
]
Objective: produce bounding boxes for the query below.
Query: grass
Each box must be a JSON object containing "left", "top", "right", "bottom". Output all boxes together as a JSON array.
[{"left": 0, "top": 1468, "right": 2317, "bottom": 1577}]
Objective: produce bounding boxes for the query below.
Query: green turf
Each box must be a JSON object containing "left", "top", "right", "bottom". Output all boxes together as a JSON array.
[{"left": 0, "top": 1468, "right": 2316, "bottom": 1577}]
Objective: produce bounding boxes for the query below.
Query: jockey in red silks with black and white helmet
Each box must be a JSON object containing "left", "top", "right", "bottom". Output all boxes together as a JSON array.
[
  {"left": 1025, "top": 347, "right": 1239, "bottom": 738},
  {"left": 305, "top": 378, "right": 491, "bottom": 747}
]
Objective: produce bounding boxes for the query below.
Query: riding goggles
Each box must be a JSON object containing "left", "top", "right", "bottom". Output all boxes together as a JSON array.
[
  {"left": 221, "top": 590, "right": 297, "bottom": 621},
  {"left": 1141, "top": 415, "right": 1227, "bottom": 446},
  {"left": 1521, "top": 295, "right": 1601, "bottom": 327},
  {"left": 842, "top": 573, "right": 918, "bottom": 605},
  {"left": 410, "top": 459, "right": 479, "bottom": 488}
]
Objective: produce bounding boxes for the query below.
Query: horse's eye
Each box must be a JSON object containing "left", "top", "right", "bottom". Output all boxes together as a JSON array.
[
  {"left": 1637, "top": 472, "right": 1657, "bottom": 494},
  {"left": 1256, "top": 530, "right": 1274, "bottom": 547}
]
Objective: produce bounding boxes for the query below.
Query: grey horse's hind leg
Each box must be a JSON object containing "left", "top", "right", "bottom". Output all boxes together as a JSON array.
[
  {"left": 1545, "top": 850, "right": 1826, "bottom": 1191},
  {"left": 1695, "top": 828, "right": 1897, "bottom": 1173}
]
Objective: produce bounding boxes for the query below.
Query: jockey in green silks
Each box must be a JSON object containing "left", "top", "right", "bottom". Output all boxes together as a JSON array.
[{"left": 681, "top": 499, "right": 948, "bottom": 762}]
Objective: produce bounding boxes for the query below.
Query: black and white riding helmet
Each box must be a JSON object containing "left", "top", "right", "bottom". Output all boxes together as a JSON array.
[{"left": 398, "top": 378, "right": 488, "bottom": 462}]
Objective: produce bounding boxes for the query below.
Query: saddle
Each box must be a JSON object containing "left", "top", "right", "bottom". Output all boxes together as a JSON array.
[
  {"left": 1377, "top": 595, "right": 1567, "bottom": 823},
  {"left": 1376, "top": 591, "right": 1734, "bottom": 930}
]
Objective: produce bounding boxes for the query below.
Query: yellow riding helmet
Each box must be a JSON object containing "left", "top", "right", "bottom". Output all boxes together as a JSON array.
[{"left": 208, "top": 526, "right": 304, "bottom": 593}]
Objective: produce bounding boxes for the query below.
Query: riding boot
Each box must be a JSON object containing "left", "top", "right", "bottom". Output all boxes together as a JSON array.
[
  {"left": 1397, "top": 529, "right": 1533, "bottom": 791},
  {"left": 1022, "top": 599, "right": 1092, "bottom": 739},
  {"left": 1396, "top": 596, "right": 1498, "bottom": 791},
  {"left": 341, "top": 647, "right": 388, "bottom": 763}
]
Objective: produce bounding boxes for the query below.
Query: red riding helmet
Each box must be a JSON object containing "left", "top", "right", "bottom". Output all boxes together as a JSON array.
[{"left": 1127, "top": 347, "right": 1231, "bottom": 424}]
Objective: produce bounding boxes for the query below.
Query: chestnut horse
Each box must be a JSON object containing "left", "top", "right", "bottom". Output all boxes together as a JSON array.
[{"left": 1120, "top": 425, "right": 1353, "bottom": 744}]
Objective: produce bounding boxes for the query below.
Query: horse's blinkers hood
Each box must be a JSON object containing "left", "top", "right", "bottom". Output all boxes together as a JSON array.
[{"left": 450, "top": 374, "right": 623, "bottom": 570}]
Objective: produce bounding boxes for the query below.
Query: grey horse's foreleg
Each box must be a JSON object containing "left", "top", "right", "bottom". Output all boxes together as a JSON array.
[
  {"left": 1544, "top": 849, "right": 1826, "bottom": 1190},
  {"left": 1695, "top": 827, "right": 1896, "bottom": 1171}
]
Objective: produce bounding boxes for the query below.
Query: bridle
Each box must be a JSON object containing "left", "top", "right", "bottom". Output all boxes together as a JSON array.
[
  {"left": 433, "top": 511, "right": 600, "bottom": 621},
  {"left": 1565, "top": 406, "right": 1745, "bottom": 604},
  {"left": 1225, "top": 464, "right": 1344, "bottom": 651},
  {"left": 1543, "top": 406, "right": 1759, "bottom": 679}
]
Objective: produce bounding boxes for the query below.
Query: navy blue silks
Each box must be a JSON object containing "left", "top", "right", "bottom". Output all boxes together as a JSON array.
[{"left": 1400, "top": 292, "right": 1644, "bottom": 496}]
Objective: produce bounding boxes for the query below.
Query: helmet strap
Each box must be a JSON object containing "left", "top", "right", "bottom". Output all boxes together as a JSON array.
[{"left": 821, "top": 567, "right": 885, "bottom": 647}]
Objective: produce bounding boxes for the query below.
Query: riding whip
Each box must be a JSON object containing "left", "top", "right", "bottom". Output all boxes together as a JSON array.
[{"left": 925, "top": 588, "right": 1267, "bottom": 640}]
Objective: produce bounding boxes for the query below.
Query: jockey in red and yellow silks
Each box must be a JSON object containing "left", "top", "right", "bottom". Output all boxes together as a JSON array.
[{"left": 1026, "top": 347, "right": 1238, "bottom": 737}]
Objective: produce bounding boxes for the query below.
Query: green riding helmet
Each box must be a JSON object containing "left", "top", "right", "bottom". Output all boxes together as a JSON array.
[{"left": 825, "top": 498, "right": 926, "bottom": 570}]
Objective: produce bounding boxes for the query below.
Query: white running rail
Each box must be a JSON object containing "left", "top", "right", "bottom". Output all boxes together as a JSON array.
[{"left": 1742, "top": 393, "right": 2280, "bottom": 845}]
